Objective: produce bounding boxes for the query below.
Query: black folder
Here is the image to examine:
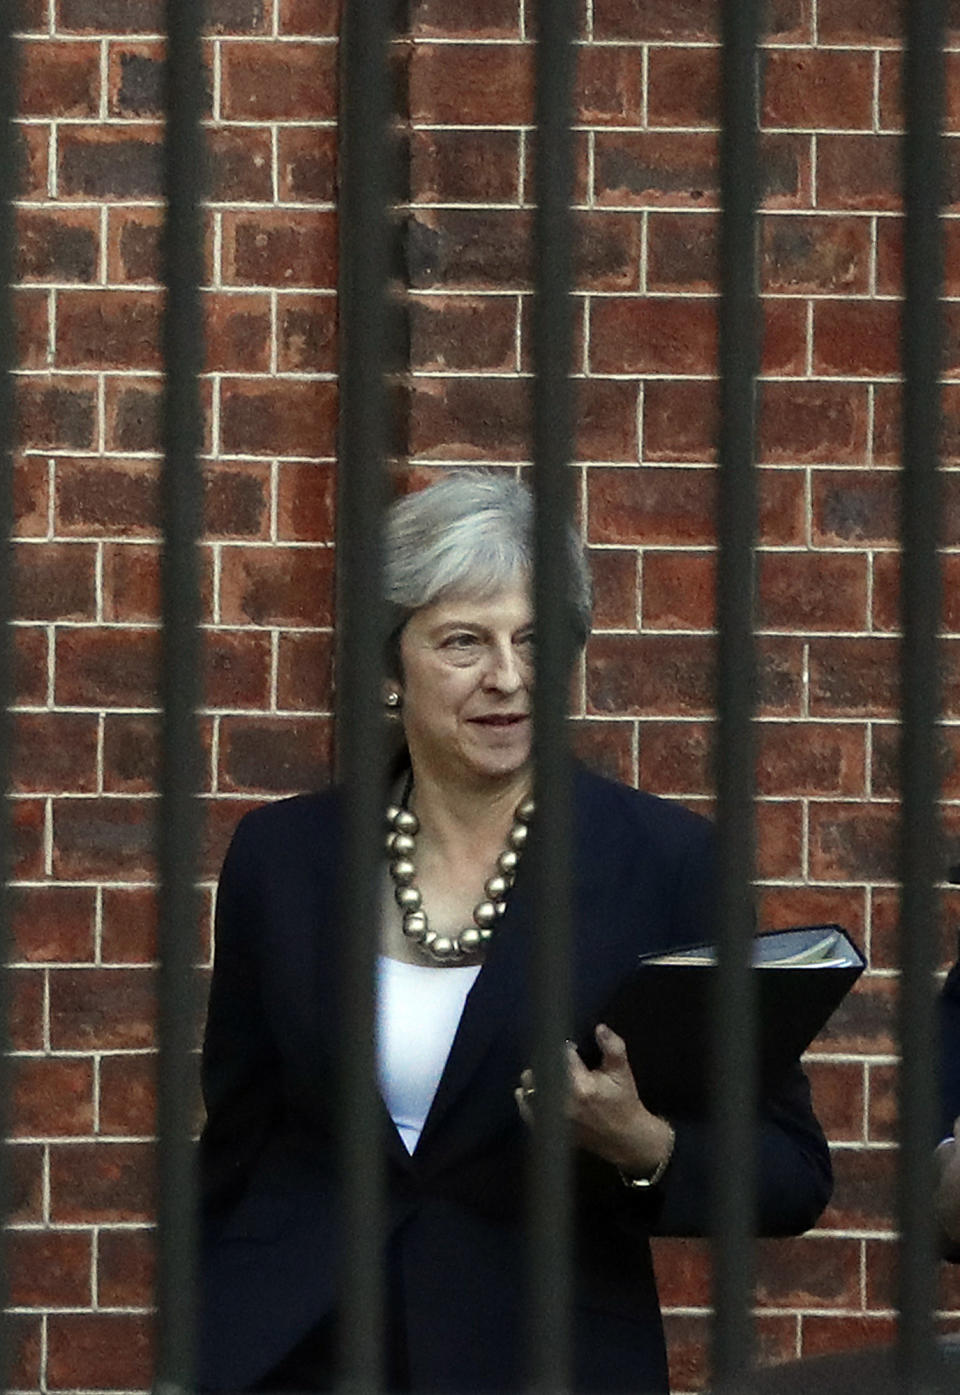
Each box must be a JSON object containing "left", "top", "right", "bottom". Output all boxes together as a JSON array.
[{"left": 582, "top": 924, "right": 865, "bottom": 1117}]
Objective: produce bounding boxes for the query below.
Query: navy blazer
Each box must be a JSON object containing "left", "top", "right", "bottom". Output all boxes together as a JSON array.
[
  {"left": 942, "top": 956, "right": 960, "bottom": 1137},
  {"left": 198, "top": 766, "right": 832, "bottom": 1393}
]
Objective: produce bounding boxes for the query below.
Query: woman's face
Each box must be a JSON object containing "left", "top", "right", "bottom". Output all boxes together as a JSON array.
[{"left": 396, "top": 584, "right": 534, "bottom": 789}]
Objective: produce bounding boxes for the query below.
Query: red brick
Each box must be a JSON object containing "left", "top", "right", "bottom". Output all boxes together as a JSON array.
[
  {"left": 52, "top": 797, "right": 155, "bottom": 880},
  {"left": 205, "top": 629, "right": 273, "bottom": 708},
  {"left": 12, "top": 712, "right": 99, "bottom": 794},
  {"left": 643, "top": 379, "right": 717, "bottom": 462},
  {"left": 589, "top": 465, "right": 806, "bottom": 546},
  {"left": 410, "top": 42, "right": 531, "bottom": 125},
  {"left": 14, "top": 455, "right": 49, "bottom": 537},
  {"left": 809, "top": 802, "right": 899, "bottom": 881},
  {"left": 102, "top": 713, "right": 158, "bottom": 793},
  {"left": 411, "top": 129, "right": 520, "bottom": 205},
  {"left": 17, "top": 123, "right": 50, "bottom": 199},
  {"left": 10, "top": 885, "right": 96, "bottom": 963},
  {"left": 219, "top": 545, "right": 335, "bottom": 626},
  {"left": 12, "top": 1056, "right": 94, "bottom": 1137},
  {"left": 757, "top": 720, "right": 866, "bottom": 796},
  {"left": 208, "top": 0, "right": 273, "bottom": 32},
  {"left": 871, "top": 886, "right": 960, "bottom": 972},
  {"left": 647, "top": 213, "right": 717, "bottom": 292},
  {"left": 871, "top": 722, "right": 960, "bottom": 801},
  {"left": 11, "top": 799, "right": 47, "bottom": 879},
  {"left": 58, "top": 124, "right": 163, "bottom": 199},
  {"left": 594, "top": 131, "right": 810, "bottom": 210},
  {"left": 757, "top": 799, "right": 804, "bottom": 879},
  {"left": 50, "top": 966, "right": 155, "bottom": 1050},
  {"left": 6, "top": 1313, "right": 42, "bottom": 1389},
  {"left": 589, "top": 548, "right": 638, "bottom": 629},
  {"left": 6, "top": 1230, "right": 92, "bottom": 1307},
  {"left": 9, "top": 966, "right": 46, "bottom": 1050},
  {"left": 200, "top": 797, "right": 265, "bottom": 880},
  {"left": 14, "top": 540, "right": 96, "bottom": 621},
  {"left": 865, "top": 1235, "right": 960, "bottom": 1311},
  {"left": 757, "top": 1234, "right": 861, "bottom": 1308},
  {"left": 19, "top": 39, "right": 100, "bottom": 117},
  {"left": 277, "top": 292, "right": 337, "bottom": 373},
  {"left": 107, "top": 40, "right": 213, "bottom": 119},
  {"left": 17, "top": 0, "right": 48, "bottom": 29},
  {"left": 102, "top": 374, "right": 209, "bottom": 454},
  {"left": 208, "top": 126, "right": 274, "bottom": 202},
  {"left": 813, "top": 300, "right": 901, "bottom": 378},
  {"left": 880, "top": 216, "right": 960, "bottom": 300},
  {"left": 591, "top": 297, "right": 716, "bottom": 376},
  {"left": 16, "top": 375, "right": 98, "bottom": 450},
  {"left": 758, "top": 381, "right": 870, "bottom": 463},
  {"left": 811, "top": 468, "right": 898, "bottom": 547},
  {"left": 757, "top": 884, "right": 867, "bottom": 941},
  {"left": 56, "top": 457, "right": 157, "bottom": 536},
  {"left": 809, "top": 637, "right": 898, "bottom": 717},
  {"left": 276, "top": 461, "right": 336, "bottom": 542},
  {"left": 56, "top": 626, "right": 158, "bottom": 706},
  {"left": 57, "top": 288, "right": 163, "bottom": 370},
  {"left": 97, "top": 1228, "right": 155, "bottom": 1307},
  {"left": 592, "top": 0, "right": 810, "bottom": 42},
  {"left": 816, "top": 0, "right": 901, "bottom": 44},
  {"left": 800, "top": 1314, "right": 897, "bottom": 1358},
  {"left": 574, "top": 45, "right": 645, "bottom": 126},
  {"left": 758, "top": 551, "right": 869, "bottom": 631},
  {"left": 651, "top": 1237, "right": 711, "bottom": 1309},
  {"left": 637, "top": 719, "right": 712, "bottom": 795},
  {"left": 14, "top": 626, "right": 49, "bottom": 705},
  {"left": 218, "top": 715, "right": 334, "bottom": 793},
  {"left": 276, "top": 630, "right": 335, "bottom": 711},
  {"left": 99, "top": 1053, "right": 156, "bottom": 1136},
  {"left": 278, "top": 0, "right": 339, "bottom": 34},
  {"left": 866, "top": 1059, "right": 897, "bottom": 1143},
  {"left": 56, "top": 0, "right": 163, "bottom": 30},
  {"left": 817, "top": 134, "right": 901, "bottom": 212},
  {"left": 100, "top": 541, "right": 213, "bottom": 623},
  {"left": 277, "top": 126, "right": 338, "bottom": 203},
  {"left": 569, "top": 719, "right": 635, "bottom": 784},
  {"left": 15, "top": 285, "right": 50, "bottom": 370},
  {"left": 220, "top": 378, "right": 338, "bottom": 457},
  {"left": 101, "top": 886, "right": 158, "bottom": 963},
  {"left": 204, "top": 291, "right": 272, "bottom": 373},
  {"left": 47, "top": 1313, "right": 153, "bottom": 1389},
  {"left": 804, "top": 1059, "right": 866, "bottom": 1143},
  {"left": 763, "top": 50, "right": 874, "bottom": 130},
  {"left": 809, "top": 975, "right": 897, "bottom": 1063},
  {"left": 17, "top": 207, "right": 99, "bottom": 282},
  {"left": 647, "top": 47, "right": 718, "bottom": 127},
  {"left": 409, "top": 295, "right": 514, "bottom": 375},
  {"left": 221, "top": 40, "right": 338, "bottom": 120},
  {"left": 875, "top": 381, "right": 960, "bottom": 466},
  {"left": 222, "top": 210, "right": 337, "bottom": 288},
  {"left": 642, "top": 551, "right": 714, "bottom": 630},
  {"left": 761, "top": 213, "right": 873, "bottom": 295},
  {"left": 106, "top": 206, "right": 162, "bottom": 283},
  {"left": 879, "top": 51, "right": 960, "bottom": 133},
  {"left": 205, "top": 462, "right": 271, "bottom": 539}
]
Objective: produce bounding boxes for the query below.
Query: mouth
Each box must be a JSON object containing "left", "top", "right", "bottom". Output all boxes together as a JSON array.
[{"left": 470, "top": 714, "right": 529, "bottom": 728}]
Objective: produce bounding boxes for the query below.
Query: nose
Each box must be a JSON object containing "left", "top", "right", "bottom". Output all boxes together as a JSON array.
[{"left": 483, "top": 639, "right": 524, "bottom": 693}]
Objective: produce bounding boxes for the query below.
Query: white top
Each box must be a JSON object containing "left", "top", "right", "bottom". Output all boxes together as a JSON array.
[{"left": 376, "top": 955, "right": 482, "bottom": 1154}]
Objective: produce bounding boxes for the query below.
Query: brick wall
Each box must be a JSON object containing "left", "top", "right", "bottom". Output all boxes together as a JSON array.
[{"left": 7, "top": 0, "right": 960, "bottom": 1390}]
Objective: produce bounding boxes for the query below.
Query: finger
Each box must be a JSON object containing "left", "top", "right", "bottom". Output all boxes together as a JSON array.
[
  {"left": 519, "top": 1067, "right": 535, "bottom": 1092},
  {"left": 595, "top": 1022, "right": 629, "bottom": 1072}
]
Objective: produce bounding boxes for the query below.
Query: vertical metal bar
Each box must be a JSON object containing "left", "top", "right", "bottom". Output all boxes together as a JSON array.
[
  {"left": 898, "top": 3, "right": 946, "bottom": 1391},
  {"left": 154, "top": 0, "right": 206, "bottom": 1389},
  {"left": 528, "top": 0, "right": 577, "bottom": 1389},
  {"left": 0, "top": 8, "right": 18, "bottom": 1393},
  {"left": 335, "top": 0, "right": 392, "bottom": 1387},
  {"left": 711, "top": 0, "right": 761, "bottom": 1389}
]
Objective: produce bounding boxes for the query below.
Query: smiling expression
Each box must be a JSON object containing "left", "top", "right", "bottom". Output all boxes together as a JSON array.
[{"left": 396, "top": 585, "right": 534, "bottom": 789}]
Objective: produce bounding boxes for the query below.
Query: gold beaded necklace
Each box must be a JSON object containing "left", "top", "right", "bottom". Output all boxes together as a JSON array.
[{"left": 385, "top": 790, "right": 534, "bottom": 964}]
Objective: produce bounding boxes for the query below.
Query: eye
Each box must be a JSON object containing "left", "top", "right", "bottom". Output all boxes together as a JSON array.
[{"left": 441, "top": 631, "right": 481, "bottom": 652}]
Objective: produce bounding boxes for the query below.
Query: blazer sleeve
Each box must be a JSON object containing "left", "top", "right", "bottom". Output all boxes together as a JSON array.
[
  {"left": 650, "top": 816, "right": 833, "bottom": 1237},
  {"left": 198, "top": 811, "right": 283, "bottom": 1219}
]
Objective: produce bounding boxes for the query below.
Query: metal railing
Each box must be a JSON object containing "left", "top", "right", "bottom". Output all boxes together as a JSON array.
[{"left": 0, "top": 0, "right": 950, "bottom": 1391}]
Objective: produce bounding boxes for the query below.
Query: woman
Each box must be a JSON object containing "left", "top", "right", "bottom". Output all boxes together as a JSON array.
[{"left": 198, "top": 471, "right": 832, "bottom": 1393}]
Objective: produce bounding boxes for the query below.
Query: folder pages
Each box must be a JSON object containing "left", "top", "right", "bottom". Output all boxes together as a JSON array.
[{"left": 590, "top": 924, "right": 865, "bottom": 1117}]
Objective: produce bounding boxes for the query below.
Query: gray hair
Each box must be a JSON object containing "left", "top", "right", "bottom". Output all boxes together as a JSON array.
[{"left": 383, "top": 471, "right": 592, "bottom": 673}]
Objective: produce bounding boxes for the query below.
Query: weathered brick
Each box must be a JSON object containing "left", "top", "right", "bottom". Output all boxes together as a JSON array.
[
  {"left": 410, "top": 43, "right": 532, "bottom": 125},
  {"left": 12, "top": 712, "right": 99, "bottom": 794},
  {"left": 12, "top": 1056, "right": 95, "bottom": 1138},
  {"left": 647, "top": 47, "right": 718, "bottom": 128},
  {"left": 570, "top": 719, "right": 635, "bottom": 784},
  {"left": 594, "top": 131, "right": 810, "bottom": 210},
  {"left": 757, "top": 721, "right": 866, "bottom": 796},
  {"left": 204, "top": 462, "right": 271, "bottom": 539},
  {"left": 276, "top": 631, "right": 335, "bottom": 711},
  {"left": 277, "top": 0, "right": 339, "bottom": 32},
  {"left": 103, "top": 375, "right": 213, "bottom": 454},
  {"left": 16, "top": 375, "right": 97, "bottom": 450},
  {"left": 277, "top": 126, "right": 338, "bottom": 204},
  {"left": 575, "top": 45, "right": 646, "bottom": 126},
  {"left": 52, "top": 797, "right": 155, "bottom": 880},
  {"left": 16, "top": 285, "right": 51, "bottom": 369},
  {"left": 757, "top": 800, "right": 804, "bottom": 879},
  {"left": 637, "top": 719, "right": 711, "bottom": 794},
  {"left": 817, "top": 135, "right": 902, "bottom": 212},
  {"left": 97, "top": 1228, "right": 155, "bottom": 1307},
  {"left": 10, "top": 884, "right": 97, "bottom": 963},
  {"left": 208, "top": 0, "right": 273, "bottom": 31},
  {"left": 813, "top": 299, "right": 901, "bottom": 377},
  {"left": 13, "top": 456, "right": 48, "bottom": 538},
  {"left": 17, "top": 123, "right": 51, "bottom": 198},
  {"left": 592, "top": 0, "right": 810, "bottom": 41},
  {"left": 591, "top": 297, "right": 716, "bottom": 375},
  {"left": 763, "top": 50, "right": 874, "bottom": 130},
  {"left": 208, "top": 126, "right": 274, "bottom": 203},
  {"left": 57, "top": 289, "right": 163, "bottom": 370},
  {"left": 11, "top": 798, "right": 47, "bottom": 879},
  {"left": 757, "top": 551, "right": 869, "bottom": 631},
  {"left": 13, "top": 626, "right": 49, "bottom": 705},
  {"left": 758, "top": 381, "right": 870, "bottom": 463},
  {"left": 101, "top": 886, "right": 158, "bottom": 964},
  {"left": 221, "top": 40, "right": 338, "bottom": 121},
  {"left": 815, "top": 0, "right": 900, "bottom": 44},
  {"left": 222, "top": 210, "right": 338, "bottom": 288},
  {"left": 6, "top": 1230, "right": 92, "bottom": 1307},
  {"left": 218, "top": 715, "right": 334, "bottom": 792},
  {"left": 56, "top": 0, "right": 163, "bottom": 31},
  {"left": 875, "top": 380, "right": 960, "bottom": 465},
  {"left": 410, "top": 294, "right": 516, "bottom": 373},
  {"left": 409, "top": 0, "right": 520, "bottom": 36},
  {"left": 5, "top": 1313, "right": 42, "bottom": 1390},
  {"left": 56, "top": 457, "right": 157, "bottom": 536},
  {"left": 411, "top": 129, "right": 521, "bottom": 205},
  {"left": 277, "top": 292, "right": 338, "bottom": 373},
  {"left": 19, "top": 38, "right": 100, "bottom": 117},
  {"left": 219, "top": 545, "right": 335, "bottom": 626},
  {"left": 275, "top": 461, "right": 335, "bottom": 542},
  {"left": 58, "top": 125, "right": 163, "bottom": 199},
  {"left": 102, "top": 714, "right": 159, "bottom": 793},
  {"left": 17, "top": 207, "right": 99, "bottom": 283},
  {"left": 204, "top": 291, "right": 272, "bottom": 373},
  {"left": 55, "top": 627, "right": 158, "bottom": 707},
  {"left": 105, "top": 206, "right": 163, "bottom": 283},
  {"left": 204, "top": 629, "right": 273, "bottom": 708},
  {"left": 17, "top": 0, "right": 48, "bottom": 30},
  {"left": 13, "top": 540, "right": 96, "bottom": 621},
  {"left": 50, "top": 967, "right": 155, "bottom": 1050},
  {"left": 47, "top": 1313, "right": 154, "bottom": 1390},
  {"left": 761, "top": 213, "right": 873, "bottom": 294},
  {"left": 589, "top": 548, "right": 638, "bottom": 629},
  {"left": 641, "top": 551, "right": 714, "bottom": 630},
  {"left": 643, "top": 379, "right": 718, "bottom": 462},
  {"left": 588, "top": 465, "right": 806, "bottom": 546},
  {"left": 802, "top": 1060, "right": 866, "bottom": 1143},
  {"left": 220, "top": 379, "right": 338, "bottom": 457}
]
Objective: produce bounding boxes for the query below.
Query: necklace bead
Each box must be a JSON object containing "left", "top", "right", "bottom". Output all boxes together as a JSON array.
[{"left": 385, "top": 792, "right": 533, "bottom": 965}]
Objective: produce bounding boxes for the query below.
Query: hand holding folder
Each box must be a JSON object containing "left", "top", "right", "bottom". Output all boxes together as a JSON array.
[{"left": 581, "top": 924, "right": 865, "bottom": 1118}]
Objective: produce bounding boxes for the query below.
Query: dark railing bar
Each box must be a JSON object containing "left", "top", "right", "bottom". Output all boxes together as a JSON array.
[
  {"left": 527, "top": 0, "right": 578, "bottom": 1389},
  {"left": 0, "top": 11, "right": 18, "bottom": 1395},
  {"left": 154, "top": 2, "right": 207, "bottom": 1391},
  {"left": 711, "top": 1, "right": 762, "bottom": 1389},
  {"left": 898, "top": 2, "right": 946, "bottom": 1390},
  {"left": 334, "top": 0, "right": 392, "bottom": 1388}
]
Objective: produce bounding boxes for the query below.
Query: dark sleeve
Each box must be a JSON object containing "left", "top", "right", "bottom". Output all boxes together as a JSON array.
[
  {"left": 198, "top": 813, "right": 283, "bottom": 1218},
  {"left": 653, "top": 815, "right": 833, "bottom": 1236},
  {"left": 941, "top": 961, "right": 960, "bottom": 1137}
]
